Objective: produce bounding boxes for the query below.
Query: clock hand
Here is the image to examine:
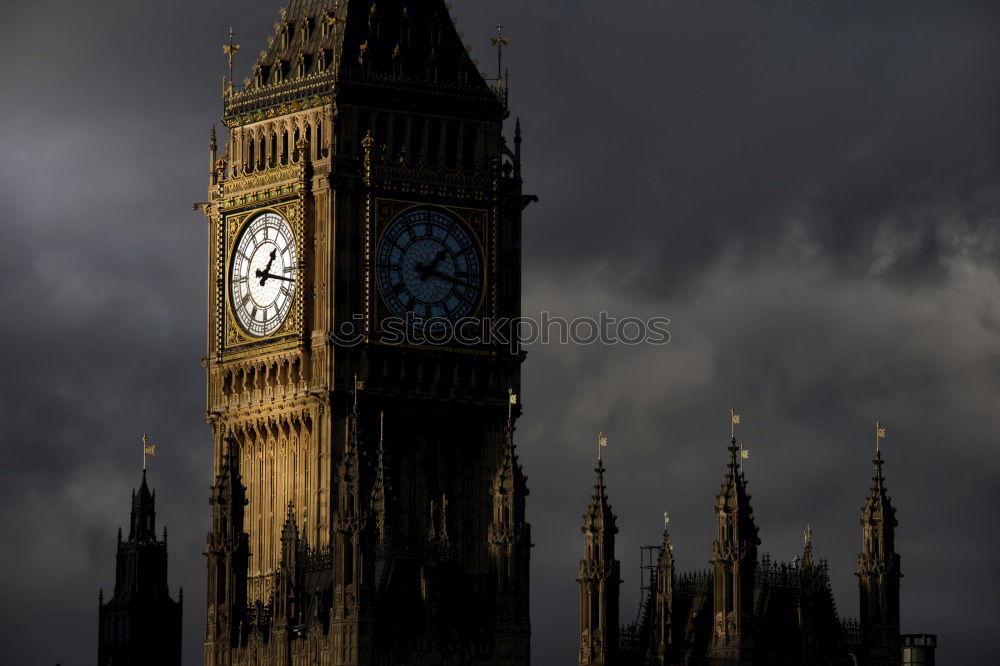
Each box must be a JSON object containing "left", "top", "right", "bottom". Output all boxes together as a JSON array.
[
  {"left": 425, "top": 270, "right": 467, "bottom": 286},
  {"left": 415, "top": 249, "right": 450, "bottom": 281},
  {"left": 255, "top": 250, "right": 279, "bottom": 285},
  {"left": 255, "top": 269, "right": 295, "bottom": 285}
]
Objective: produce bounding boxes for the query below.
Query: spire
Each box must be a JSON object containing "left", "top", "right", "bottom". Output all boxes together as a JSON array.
[
  {"left": 129, "top": 469, "right": 157, "bottom": 543},
  {"left": 372, "top": 410, "right": 391, "bottom": 556},
  {"left": 652, "top": 511, "right": 675, "bottom": 666},
  {"left": 99, "top": 463, "right": 181, "bottom": 666},
  {"left": 211, "top": 437, "right": 247, "bottom": 539},
  {"left": 709, "top": 411, "right": 760, "bottom": 664},
  {"left": 489, "top": 392, "right": 532, "bottom": 663},
  {"left": 336, "top": 379, "right": 364, "bottom": 529},
  {"left": 659, "top": 511, "right": 674, "bottom": 569},
  {"left": 863, "top": 447, "right": 896, "bottom": 530},
  {"left": 513, "top": 118, "right": 523, "bottom": 180},
  {"left": 858, "top": 425, "right": 901, "bottom": 664},
  {"left": 578, "top": 454, "right": 620, "bottom": 666},
  {"left": 276, "top": 503, "right": 300, "bottom": 624},
  {"left": 491, "top": 389, "right": 528, "bottom": 536},
  {"left": 583, "top": 457, "right": 617, "bottom": 539},
  {"left": 281, "top": 502, "right": 298, "bottom": 547},
  {"left": 802, "top": 523, "right": 814, "bottom": 569},
  {"left": 491, "top": 410, "right": 528, "bottom": 524},
  {"left": 717, "top": 435, "right": 754, "bottom": 520},
  {"left": 206, "top": 436, "right": 249, "bottom": 649}
]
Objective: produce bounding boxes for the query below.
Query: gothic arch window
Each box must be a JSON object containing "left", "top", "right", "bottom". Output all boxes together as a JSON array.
[
  {"left": 375, "top": 112, "right": 389, "bottom": 156},
  {"left": 462, "top": 122, "right": 477, "bottom": 168},
  {"left": 444, "top": 120, "right": 458, "bottom": 169},
  {"left": 273, "top": 60, "right": 288, "bottom": 84},
  {"left": 400, "top": 9, "right": 411, "bottom": 45},
  {"left": 427, "top": 50, "right": 438, "bottom": 82},
  {"left": 369, "top": 4, "right": 381, "bottom": 39},
  {"left": 301, "top": 16, "right": 313, "bottom": 44},
  {"left": 392, "top": 44, "right": 403, "bottom": 78},
  {"left": 431, "top": 18, "right": 442, "bottom": 47},
  {"left": 357, "top": 109, "right": 372, "bottom": 158},
  {"left": 427, "top": 118, "right": 441, "bottom": 165},
  {"left": 409, "top": 115, "right": 424, "bottom": 162},
  {"left": 392, "top": 114, "right": 407, "bottom": 160}
]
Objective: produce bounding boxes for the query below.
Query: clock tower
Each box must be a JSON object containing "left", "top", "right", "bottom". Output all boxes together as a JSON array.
[{"left": 199, "top": 1, "right": 533, "bottom": 665}]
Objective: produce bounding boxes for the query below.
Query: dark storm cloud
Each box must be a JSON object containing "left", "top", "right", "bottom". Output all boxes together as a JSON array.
[{"left": 2, "top": 1, "right": 998, "bottom": 664}]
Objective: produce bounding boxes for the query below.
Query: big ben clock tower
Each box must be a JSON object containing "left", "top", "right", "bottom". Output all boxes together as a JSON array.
[{"left": 199, "top": 2, "right": 534, "bottom": 665}]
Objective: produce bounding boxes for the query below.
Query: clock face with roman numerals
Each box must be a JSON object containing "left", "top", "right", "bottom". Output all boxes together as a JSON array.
[
  {"left": 376, "top": 208, "right": 483, "bottom": 325},
  {"left": 230, "top": 211, "right": 298, "bottom": 338}
]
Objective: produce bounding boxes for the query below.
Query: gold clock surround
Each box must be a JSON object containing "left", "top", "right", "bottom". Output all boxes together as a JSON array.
[{"left": 223, "top": 200, "right": 306, "bottom": 353}]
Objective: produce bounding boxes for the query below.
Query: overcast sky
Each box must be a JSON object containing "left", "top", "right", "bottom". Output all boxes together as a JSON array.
[{"left": 2, "top": 1, "right": 998, "bottom": 664}]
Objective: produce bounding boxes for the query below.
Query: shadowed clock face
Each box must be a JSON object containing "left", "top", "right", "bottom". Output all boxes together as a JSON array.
[
  {"left": 230, "top": 212, "right": 297, "bottom": 337},
  {"left": 376, "top": 208, "right": 483, "bottom": 325}
]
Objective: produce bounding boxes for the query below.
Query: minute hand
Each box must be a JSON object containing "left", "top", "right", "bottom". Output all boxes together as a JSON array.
[
  {"left": 426, "top": 270, "right": 467, "bottom": 286},
  {"left": 255, "top": 270, "right": 295, "bottom": 283}
]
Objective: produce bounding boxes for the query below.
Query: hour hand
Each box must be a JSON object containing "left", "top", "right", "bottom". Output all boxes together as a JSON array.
[{"left": 263, "top": 249, "right": 277, "bottom": 273}]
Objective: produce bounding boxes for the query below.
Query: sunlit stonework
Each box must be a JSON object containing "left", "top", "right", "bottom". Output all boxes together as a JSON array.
[{"left": 197, "top": 1, "right": 533, "bottom": 665}]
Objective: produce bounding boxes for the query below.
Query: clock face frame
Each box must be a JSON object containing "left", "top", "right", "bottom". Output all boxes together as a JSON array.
[
  {"left": 376, "top": 207, "right": 484, "bottom": 326},
  {"left": 229, "top": 211, "right": 298, "bottom": 338}
]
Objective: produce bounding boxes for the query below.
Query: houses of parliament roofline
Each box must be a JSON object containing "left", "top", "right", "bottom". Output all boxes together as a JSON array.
[{"left": 576, "top": 417, "right": 937, "bottom": 666}]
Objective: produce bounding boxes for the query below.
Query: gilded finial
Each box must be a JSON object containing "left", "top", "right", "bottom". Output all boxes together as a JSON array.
[
  {"left": 875, "top": 420, "right": 887, "bottom": 455},
  {"left": 597, "top": 431, "right": 608, "bottom": 461},
  {"left": 490, "top": 19, "right": 509, "bottom": 84},
  {"left": 507, "top": 387, "right": 517, "bottom": 428},
  {"left": 222, "top": 27, "right": 240, "bottom": 96}
]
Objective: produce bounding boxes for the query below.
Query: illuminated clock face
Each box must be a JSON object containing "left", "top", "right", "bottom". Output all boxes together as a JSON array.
[
  {"left": 230, "top": 212, "right": 298, "bottom": 338},
  {"left": 376, "top": 208, "right": 483, "bottom": 324}
]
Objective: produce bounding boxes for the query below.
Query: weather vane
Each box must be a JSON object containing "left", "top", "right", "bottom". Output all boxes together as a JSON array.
[
  {"left": 597, "top": 431, "right": 608, "bottom": 461},
  {"left": 507, "top": 387, "right": 518, "bottom": 427},
  {"left": 142, "top": 433, "right": 157, "bottom": 470},
  {"left": 730, "top": 408, "right": 741, "bottom": 439},
  {"left": 876, "top": 420, "right": 887, "bottom": 454}
]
